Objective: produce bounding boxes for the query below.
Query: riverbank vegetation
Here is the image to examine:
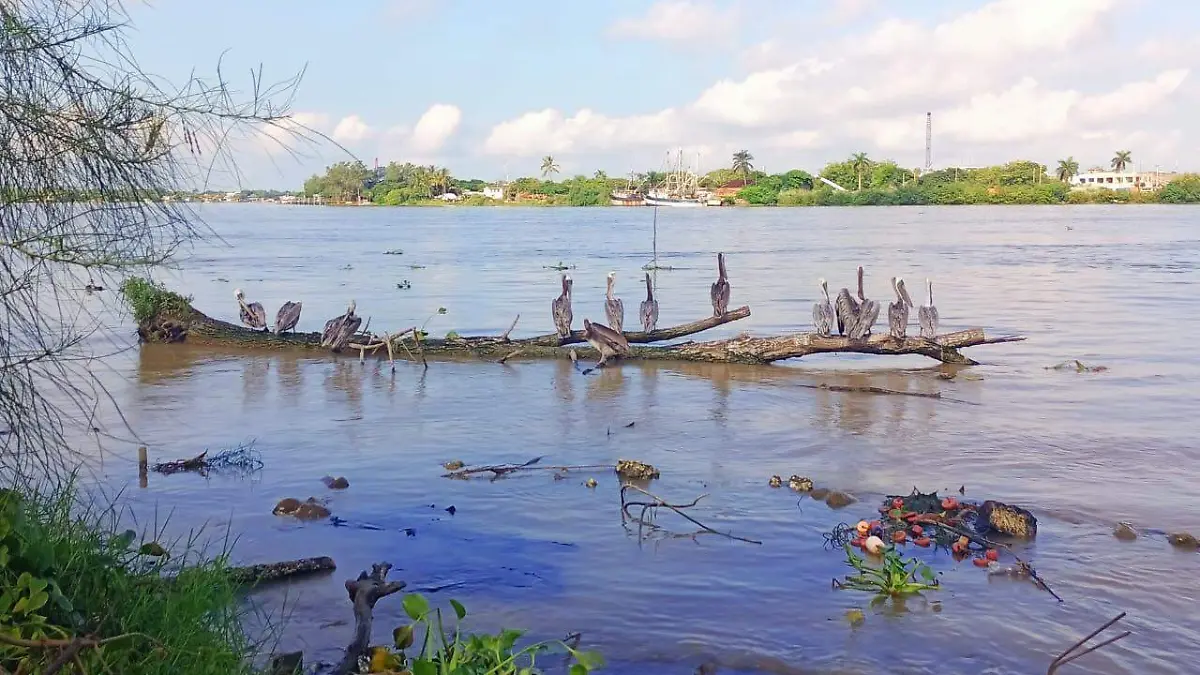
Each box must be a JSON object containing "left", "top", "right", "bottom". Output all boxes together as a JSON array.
[{"left": 295, "top": 150, "right": 1200, "bottom": 207}]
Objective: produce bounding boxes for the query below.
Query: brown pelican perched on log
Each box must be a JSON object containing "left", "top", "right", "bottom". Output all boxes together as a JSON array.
[
  {"left": 918, "top": 278, "right": 939, "bottom": 339},
  {"left": 639, "top": 272, "right": 659, "bottom": 332},
  {"left": 710, "top": 252, "right": 730, "bottom": 317},
  {"left": 321, "top": 300, "right": 362, "bottom": 351},
  {"left": 234, "top": 288, "right": 267, "bottom": 331},
  {"left": 605, "top": 271, "right": 624, "bottom": 333},
  {"left": 833, "top": 271, "right": 860, "bottom": 337},
  {"left": 887, "top": 276, "right": 914, "bottom": 339},
  {"left": 274, "top": 301, "right": 302, "bottom": 335},
  {"left": 582, "top": 319, "right": 630, "bottom": 367},
  {"left": 552, "top": 274, "right": 573, "bottom": 338},
  {"left": 812, "top": 278, "right": 834, "bottom": 337},
  {"left": 847, "top": 266, "right": 879, "bottom": 341}
]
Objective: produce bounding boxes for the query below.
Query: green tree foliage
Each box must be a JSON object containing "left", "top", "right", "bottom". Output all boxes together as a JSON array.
[
  {"left": 1057, "top": 157, "right": 1080, "bottom": 182},
  {"left": 1111, "top": 150, "right": 1132, "bottom": 172},
  {"left": 540, "top": 155, "right": 560, "bottom": 178},
  {"left": 1157, "top": 174, "right": 1200, "bottom": 203},
  {"left": 731, "top": 150, "right": 754, "bottom": 181},
  {"left": 302, "top": 160, "right": 371, "bottom": 201}
]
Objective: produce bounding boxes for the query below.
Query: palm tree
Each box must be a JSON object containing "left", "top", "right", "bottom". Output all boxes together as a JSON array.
[
  {"left": 731, "top": 150, "right": 754, "bottom": 181},
  {"left": 540, "top": 155, "right": 560, "bottom": 178},
  {"left": 1056, "top": 157, "right": 1080, "bottom": 182},
  {"left": 1111, "top": 150, "right": 1132, "bottom": 173},
  {"left": 850, "top": 152, "right": 872, "bottom": 191},
  {"left": 430, "top": 167, "right": 452, "bottom": 195},
  {"left": 593, "top": 170, "right": 607, "bottom": 180}
]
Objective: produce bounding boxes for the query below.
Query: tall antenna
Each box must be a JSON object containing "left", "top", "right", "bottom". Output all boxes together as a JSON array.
[{"left": 925, "top": 112, "right": 933, "bottom": 172}]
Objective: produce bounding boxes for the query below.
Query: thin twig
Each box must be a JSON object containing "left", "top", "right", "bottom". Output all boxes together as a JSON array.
[
  {"left": 497, "top": 349, "right": 522, "bottom": 365},
  {"left": 931, "top": 520, "right": 1062, "bottom": 602},
  {"left": 443, "top": 460, "right": 610, "bottom": 479},
  {"left": 501, "top": 314, "right": 520, "bottom": 341},
  {"left": 619, "top": 484, "right": 762, "bottom": 545},
  {"left": 1047, "top": 612, "right": 1130, "bottom": 674}
]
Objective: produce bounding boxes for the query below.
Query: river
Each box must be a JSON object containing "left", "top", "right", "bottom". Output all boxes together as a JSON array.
[{"left": 74, "top": 203, "right": 1199, "bottom": 674}]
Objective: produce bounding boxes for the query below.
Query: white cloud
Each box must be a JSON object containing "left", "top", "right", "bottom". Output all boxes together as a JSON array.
[
  {"left": 332, "top": 115, "right": 373, "bottom": 143},
  {"left": 481, "top": 0, "right": 1193, "bottom": 171},
  {"left": 607, "top": 1, "right": 740, "bottom": 45},
  {"left": 410, "top": 104, "right": 462, "bottom": 152}
]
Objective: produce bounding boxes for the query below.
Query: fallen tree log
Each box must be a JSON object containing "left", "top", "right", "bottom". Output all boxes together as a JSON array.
[{"left": 131, "top": 287, "right": 1023, "bottom": 365}]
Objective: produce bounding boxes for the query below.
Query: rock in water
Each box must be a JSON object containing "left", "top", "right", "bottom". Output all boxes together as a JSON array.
[
  {"left": 825, "top": 491, "right": 856, "bottom": 509},
  {"left": 321, "top": 475, "right": 350, "bottom": 489},
  {"left": 1113, "top": 522, "right": 1138, "bottom": 541},
  {"left": 615, "top": 459, "right": 659, "bottom": 480},
  {"left": 1167, "top": 532, "right": 1199, "bottom": 550},
  {"left": 268, "top": 651, "right": 303, "bottom": 675},
  {"left": 976, "top": 500, "right": 1037, "bottom": 539}
]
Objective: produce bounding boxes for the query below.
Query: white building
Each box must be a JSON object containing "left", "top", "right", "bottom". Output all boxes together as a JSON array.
[
  {"left": 1070, "top": 170, "right": 1172, "bottom": 192},
  {"left": 482, "top": 184, "right": 506, "bottom": 200}
]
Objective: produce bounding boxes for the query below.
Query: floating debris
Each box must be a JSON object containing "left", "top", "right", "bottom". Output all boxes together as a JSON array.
[
  {"left": 788, "top": 475, "right": 814, "bottom": 492},
  {"left": 615, "top": 459, "right": 660, "bottom": 481},
  {"left": 443, "top": 460, "right": 465, "bottom": 471},
  {"left": 383, "top": 249, "right": 404, "bottom": 255},
  {"left": 396, "top": 280, "right": 412, "bottom": 290},
  {"left": 139, "top": 541, "right": 167, "bottom": 557},
  {"left": 768, "top": 475, "right": 783, "bottom": 488},
  {"left": 810, "top": 487, "right": 830, "bottom": 501},
  {"left": 151, "top": 442, "right": 263, "bottom": 476},
  {"left": 585, "top": 478, "right": 598, "bottom": 489},
  {"left": 1047, "top": 359, "right": 1109, "bottom": 373},
  {"left": 322, "top": 476, "right": 350, "bottom": 489},
  {"left": 977, "top": 499, "right": 1038, "bottom": 539}
]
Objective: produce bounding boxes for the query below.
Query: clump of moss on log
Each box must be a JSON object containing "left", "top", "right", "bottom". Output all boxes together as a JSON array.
[
  {"left": 120, "top": 277, "right": 193, "bottom": 324},
  {"left": 120, "top": 277, "right": 195, "bottom": 343}
]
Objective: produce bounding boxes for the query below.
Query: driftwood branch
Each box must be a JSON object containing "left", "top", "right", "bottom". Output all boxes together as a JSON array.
[
  {"left": 928, "top": 520, "right": 1062, "bottom": 602},
  {"left": 227, "top": 556, "right": 336, "bottom": 586},
  {"left": 333, "top": 562, "right": 406, "bottom": 675},
  {"left": 1047, "top": 612, "right": 1131, "bottom": 674},
  {"left": 139, "top": 297, "right": 1022, "bottom": 366},
  {"left": 620, "top": 484, "right": 762, "bottom": 545}
]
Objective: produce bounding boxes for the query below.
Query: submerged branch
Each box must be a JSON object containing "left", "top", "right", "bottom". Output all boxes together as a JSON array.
[{"left": 620, "top": 484, "right": 762, "bottom": 545}]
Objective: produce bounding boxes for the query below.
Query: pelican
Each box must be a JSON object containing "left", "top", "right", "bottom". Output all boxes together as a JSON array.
[
  {"left": 605, "top": 271, "right": 624, "bottom": 333},
  {"left": 552, "top": 274, "right": 573, "bottom": 338},
  {"left": 918, "top": 278, "right": 940, "bottom": 340},
  {"left": 274, "top": 301, "right": 302, "bottom": 335},
  {"left": 834, "top": 270, "right": 861, "bottom": 337},
  {"left": 847, "top": 266, "right": 879, "bottom": 341},
  {"left": 812, "top": 278, "right": 834, "bottom": 337},
  {"left": 582, "top": 319, "right": 630, "bottom": 367},
  {"left": 234, "top": 288, "right": 267, "bottom": 331},
  {"left": 639, "top": 272, "right": 659, "bottom": 332},
  {"left": 320, "top": 300, "right": 362, "bottom": 351},
  {"left": 887, "top": 277, "right": 914, "bottom": 340},
  {"left": 710, "top": 252, "right": 730, "bottom": 317}
]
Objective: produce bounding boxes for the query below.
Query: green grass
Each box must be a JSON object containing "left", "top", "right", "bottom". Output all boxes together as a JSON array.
[
  {"left": 835, "top": 543, "right": 940, "bottom": 600},
  {"left": 0, "top": 480, "right": 254, "bottom": 675},
  {"left": 119, "top": 277, "right": 193, "bottom": 324}
]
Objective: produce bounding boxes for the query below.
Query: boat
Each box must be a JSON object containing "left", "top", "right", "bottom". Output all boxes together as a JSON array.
[
  {"left": 644, "top": 149, "right": 708, "bottom": 207},
  {"left": 610, "top": 172, "right": 646, "bottom": 206}
]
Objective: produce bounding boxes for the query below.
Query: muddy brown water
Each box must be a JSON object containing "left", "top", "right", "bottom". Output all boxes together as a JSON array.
[{"left": 66, "top": 204, "right": 1200, "bottom": 673}]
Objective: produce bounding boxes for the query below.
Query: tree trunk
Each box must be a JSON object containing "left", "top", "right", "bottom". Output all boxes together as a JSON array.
[{"left": 138, "top": 300, "right": 1022, "bottom": 366}]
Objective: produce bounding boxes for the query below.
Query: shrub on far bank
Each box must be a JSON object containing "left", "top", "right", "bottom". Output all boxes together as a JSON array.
[{"left": 1157, "top": 173, "right": 1200, "bottom": 203}]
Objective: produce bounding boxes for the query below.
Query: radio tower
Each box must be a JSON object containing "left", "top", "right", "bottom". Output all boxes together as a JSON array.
[{"left": 924, "top": 112, "right": 932, "bottom": 172}]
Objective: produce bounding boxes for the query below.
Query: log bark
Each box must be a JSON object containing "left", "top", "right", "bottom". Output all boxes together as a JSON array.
[
  {"left": 333, "top": 562, "right": 406, "bottom": 675},
  {"left": 227, "top": 556, "right": 336, "bottom": 586},
  {"left": 140, "top": 301, "right": 1022, "bottom": 365}
]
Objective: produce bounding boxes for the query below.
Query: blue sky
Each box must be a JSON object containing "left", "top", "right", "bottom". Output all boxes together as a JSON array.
[{"left": 123, "top": 0, "right": 1198, "bottom": 190}]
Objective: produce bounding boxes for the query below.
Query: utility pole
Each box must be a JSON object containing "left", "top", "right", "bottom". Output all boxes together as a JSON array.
[{"left": 925, "top": 112, "right": 932, "bottom": 172}]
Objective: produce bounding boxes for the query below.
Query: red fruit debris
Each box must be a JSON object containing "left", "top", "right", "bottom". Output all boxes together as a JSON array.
[
  {"left": 985, "top": 549, "right": 1000, "bottom": 562},
  {"left": 911, "top": 524, "right": 924, "bottom": 536},
  {"left": 972, "top": 557, "right": 991, "bottom": 568},
  {"left": 891, "top": 531, "right": 907, "bottom": 543},
  {"left": 914, "top": 537, "right": 932, "bottom": 547}
]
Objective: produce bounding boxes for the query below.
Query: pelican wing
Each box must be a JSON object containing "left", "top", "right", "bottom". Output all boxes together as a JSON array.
[
  {"left": 586, "top": 320, "right": 630, "bottom": 354},
  {"left": 850, "top": 299, "right": 880, "bottom": 340},
  {"left": 834, "top": 288, "right": 859, "bottom": 336},
  {"left": 606, "top": 297, "right": 624, "bottom": 333},
  {"left": 639, "top": 298, "right": 658, "bottom": 332},
  {"left": 888, "top": 300, "right": 909, "bottom": 339},
  {"left": 918, "top": 305, "right": 939, "bottom": 338},
  {"left": 275, "top": 301, "right": 302, "bottom": 334}
]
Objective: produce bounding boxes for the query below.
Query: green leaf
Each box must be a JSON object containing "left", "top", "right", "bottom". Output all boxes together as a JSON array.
[
  {"left": 920, "top": 566, "right": 936, "bottom": 582},
  {"left": 499, "top": 628, "right": 524, "bottom": 653},
  {"left": 403, "top": 593, "right": 431, "bottom": 620},
  {"left": 394, "top": 624, "right": 415, "bottom": 650},
  {"left": 24, "top": 590, "right": 47, "bottom": 613},
  {"left": 412, "top": 659, "right": 437, "bottom": 675},
  {"left": 0, "top": 544, "right": 8, "bottom": 568},
  {"left": 449, "top": 598, "right": 467, "bottom": 620},
  {"left": 569, "top": 664, "right": 588, "bottom": 675},
  {"left": 570, "top": 649, "right": 605, "bottom": 670},
  {"left": 112, "top": 529, "right": 137, "bottom": 550}
]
